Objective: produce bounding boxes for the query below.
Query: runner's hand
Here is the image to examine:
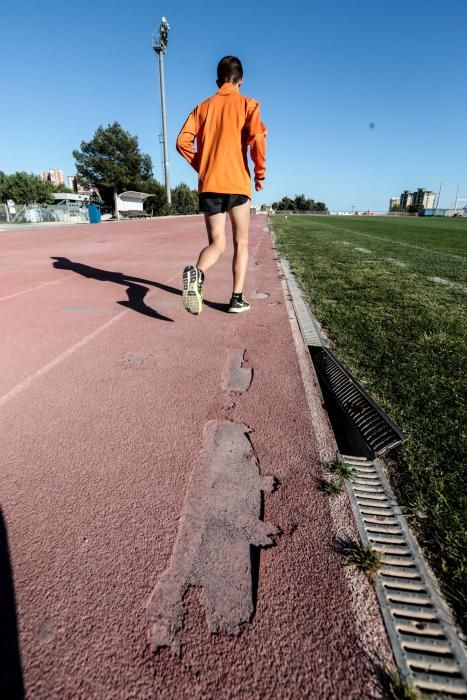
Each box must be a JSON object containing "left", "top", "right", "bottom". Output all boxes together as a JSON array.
[{"left": 255, "top": 178, "right": 265, "bottom": 191}]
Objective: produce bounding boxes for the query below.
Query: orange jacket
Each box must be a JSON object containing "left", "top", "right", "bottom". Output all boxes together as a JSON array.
[{"left": 176, "top": 82, "right": 267, "bottom": 198}]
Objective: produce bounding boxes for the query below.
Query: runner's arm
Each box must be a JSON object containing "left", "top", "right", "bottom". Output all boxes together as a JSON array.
[
  {"left": 246, "top": 101, "right": 267, "bottom": 181},
  {"left": 176, "top": 110, "right": 200, "bottom": 171}
]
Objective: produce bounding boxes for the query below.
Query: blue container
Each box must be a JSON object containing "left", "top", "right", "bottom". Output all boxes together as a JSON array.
[{"left": 88, "top": 203, "right": 101, "bottom": 224}]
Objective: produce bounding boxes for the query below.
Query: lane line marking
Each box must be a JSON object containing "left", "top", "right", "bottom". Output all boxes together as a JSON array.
[
  {"left": 0, "top": 275, "right": 76, "bottom": 301},
  {"left": 0, "top": 270, "right": 180, "bottom": 408},
  {"left": 427, "top": 276, "right": 467, "bottom": 293}
]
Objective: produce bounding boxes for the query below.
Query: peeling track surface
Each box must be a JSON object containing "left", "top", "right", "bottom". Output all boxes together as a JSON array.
[
  {"left": 276, "top": 237, "right": 467, "bottom": 697},
  {"left": 343, "top": 455, "right": 467, "bottom": 697}
]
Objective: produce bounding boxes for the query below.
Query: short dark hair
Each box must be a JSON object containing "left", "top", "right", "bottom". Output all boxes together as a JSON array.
[{"left": 217, "top": 56, "right": 243, "bottom": 84}]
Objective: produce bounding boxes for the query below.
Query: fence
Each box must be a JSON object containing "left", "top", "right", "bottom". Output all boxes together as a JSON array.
[{"left": 0, "top": 203, "right": 89, "bottom": 224}]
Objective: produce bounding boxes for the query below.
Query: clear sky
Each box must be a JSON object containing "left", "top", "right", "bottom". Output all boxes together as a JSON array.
[{"left": 1, "top": 0, "right": 466, "bottom": 211}]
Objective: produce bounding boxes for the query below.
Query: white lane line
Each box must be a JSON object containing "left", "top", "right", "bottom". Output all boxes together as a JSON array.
[
  {"left": 385, "top": 258, "right": 407, "bottom": 268},
  {"left": 0, "top": 313, "right": 126, "bottom": 408},
  {"left": 0, "top": 270, "right": 179, "bottom": 408},
  {"left": 427, "top": 276, "right": 467, "bottom": 293},
  {"left": 0, "top": 275, "right": 76, "bottom": 301}
]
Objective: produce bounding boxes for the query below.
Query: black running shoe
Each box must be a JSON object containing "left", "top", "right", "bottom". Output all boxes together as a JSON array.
[
  {"left": 228, "top": 294, "right": 250, "bottom": 313},
  {"left": 182, "top": 265, "right": 203, "bottom": 314}
]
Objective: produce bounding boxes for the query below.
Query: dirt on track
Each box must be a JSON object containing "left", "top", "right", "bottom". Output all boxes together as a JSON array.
[{"left": 0, "top": 215, "right": 389, "bottom": 699}]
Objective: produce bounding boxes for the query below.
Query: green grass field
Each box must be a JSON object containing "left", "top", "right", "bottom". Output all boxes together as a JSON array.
[{"left": 272, "top": 215, "right": 467, "bottom": 627}]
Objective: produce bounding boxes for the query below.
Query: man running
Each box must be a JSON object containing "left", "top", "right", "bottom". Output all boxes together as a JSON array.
[{"left": 176, "top": 55, "right": 267, "bottom": 314}]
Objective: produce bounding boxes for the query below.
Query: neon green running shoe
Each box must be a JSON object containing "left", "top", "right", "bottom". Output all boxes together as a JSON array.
[{"left": 182, "top": 265, "right": 203, "bottom": 315}]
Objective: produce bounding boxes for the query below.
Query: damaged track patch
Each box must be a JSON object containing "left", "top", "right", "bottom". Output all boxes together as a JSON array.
[
  {"left": 146, "top": 421, "right": 278, "bottom": 655},
  {"left": 222, "top": 349, "right": 253, "bottom": 393}
]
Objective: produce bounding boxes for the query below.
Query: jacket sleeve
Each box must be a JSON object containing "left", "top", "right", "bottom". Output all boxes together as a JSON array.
[
  {"left": 246, "top": 101, "right": 267, "bottom": 179},
  {"left": 176, "top": 109, "right": 200, "bottom": 172}
]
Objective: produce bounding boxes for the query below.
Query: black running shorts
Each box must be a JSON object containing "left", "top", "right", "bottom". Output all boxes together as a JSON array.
[{"left": 199, "top": 192, "right": 250, "bottom": 215}]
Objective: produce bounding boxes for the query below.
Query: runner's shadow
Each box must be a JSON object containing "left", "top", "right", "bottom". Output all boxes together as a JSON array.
[
  {"left": 0, "top": 509, "right": 25, "bottom": 700},
  {"left": 51, "top": 258, "right": 230, "bottom": 314},
  {"left": 51, "top": 257, "right": 173, "bottom": 322}
]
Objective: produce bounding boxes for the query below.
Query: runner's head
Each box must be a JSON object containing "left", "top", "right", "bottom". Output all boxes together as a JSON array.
[{"left": 217, "top": 56, "right": 243, "bottom": 88}]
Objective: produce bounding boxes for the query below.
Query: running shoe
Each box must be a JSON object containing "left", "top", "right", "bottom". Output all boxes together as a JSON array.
[
  {"left": 182, "top": 265, "right": 203, "bottom": 315},
  {"left": 228, "top": 294, "right": 250, "bottom": 313}
]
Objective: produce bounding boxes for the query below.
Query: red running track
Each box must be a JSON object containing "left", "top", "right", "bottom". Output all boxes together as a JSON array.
[{"left": 1, "top": 215, "right": 385, "bottom": 698}]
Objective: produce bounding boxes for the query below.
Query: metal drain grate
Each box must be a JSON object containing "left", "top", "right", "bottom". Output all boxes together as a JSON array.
[
  {"left": 280, "top": 259, "right": 323, "bottom": 347},
  {"left": 314, "top": 348, "right": 407, "bottom": 455},
  {"left": 278, "top": 256, "right": 406, "bottom": 456},
  {"left": 343, "top": 454, "right": 467, "bottom": 697}
]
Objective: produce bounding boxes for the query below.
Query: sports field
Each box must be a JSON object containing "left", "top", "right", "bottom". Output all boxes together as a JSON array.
[{"left": 273, "top": 214, "right": 467, "bottom": 627}]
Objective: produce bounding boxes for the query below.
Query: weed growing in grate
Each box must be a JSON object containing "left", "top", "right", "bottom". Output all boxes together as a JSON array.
[
  {"left": 327, "top": 459, "right": 354, "bottom": 480},
  {"left": 374, "top": 666, "right": 421, "bottom": 700},
  {"left": 317, "top": 478, "right": 345, "bottom": 496},
  {"left": 344, "top": 540, "right": 382, "bottom": 577}
]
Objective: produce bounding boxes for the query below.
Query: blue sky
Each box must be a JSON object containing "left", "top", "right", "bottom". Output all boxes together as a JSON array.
[{"left": 1, "top": 0, "right": 466, "bottom": 211}]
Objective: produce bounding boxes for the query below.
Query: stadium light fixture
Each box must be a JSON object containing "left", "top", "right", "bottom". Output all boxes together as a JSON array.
[{"left": 152, "top": 17, "right": 171, "bottom": 206}]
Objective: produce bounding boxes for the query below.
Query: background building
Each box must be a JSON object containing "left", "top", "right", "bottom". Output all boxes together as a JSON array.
[
  {"left": 412, "top": 188, "right": 436, "bottom": 209},
  {"left": 391, "top": 188, "right": 436, "bottom": 211},
  {"left": 400, "top": 190, "right": 413, "bottom": 209},
  {"left": 67, "top": 175, "right": 77, "bottom": 192},
  {"left": 42, "top": 168, "right": 64, "bottom": 186},
  {"left": 66, "top": 175, "right": 91, "bottom": 194}
]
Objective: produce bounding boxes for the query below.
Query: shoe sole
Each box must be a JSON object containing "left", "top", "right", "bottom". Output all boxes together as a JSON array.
[
  {"left": 182, "top": 266, "right": 203, "bottom": 315},
  {"left": 228, "top": 305, "right": 250, "bottom": 313}
]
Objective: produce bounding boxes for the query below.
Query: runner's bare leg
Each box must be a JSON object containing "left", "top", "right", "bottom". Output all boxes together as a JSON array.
[
  {"left": 197, "top": 212, "right": 227, "bottom": 273},
  {"left": 229, "top": 200, "right": 250, "bottom": 294}
]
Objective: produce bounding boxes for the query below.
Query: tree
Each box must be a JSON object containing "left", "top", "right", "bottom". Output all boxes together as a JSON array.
[
  {"left": 0, "top": 171, "right": 56, "bottom": 204},
  {"left": 141, "top": 179, "right": 170, "bottom": 216},
  {"left": 276, "top": 196, "right": 295, "bottom": 211},
  {"left": 294, "top": 194, "right": 308, "bottom": 211},
  {"left": 73, "top": 122, "right": 153, "bottom": 208},
  {"left": 53, "top": 183, "right": 72, "bottom": 195},
  {"left": 314, "top": 202, "right": 327, "bottom": 212},
  {"left": 271, "top": 194, "right": 328, "bottom": 213},
  {"left": 171, "top": 183, "right": 199, "bottom": 215}
]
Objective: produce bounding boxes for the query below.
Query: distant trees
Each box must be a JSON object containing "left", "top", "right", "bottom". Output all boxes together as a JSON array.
[
  {"left": 271, "top": 194, "right": 327, "bottom": 212},
  {"left": 142, "top": 180, "right": 170, "bottom": 216},
  {"left": 170, "top": 183, "right": 199, "bottom": 215},
  {"left": 73, "top": 122, "right": 154, "bottom": 208},
  {"left": 0, "top": 171, "right": 70, "bottom": 204}
]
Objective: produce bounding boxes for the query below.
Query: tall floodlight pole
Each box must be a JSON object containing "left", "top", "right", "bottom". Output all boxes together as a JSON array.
[
  {"left": 454, "top": 183, "right": 459, "bottom": 212},
  {"left": 153, "top": 17, "right": 171, "bottom": 205}
]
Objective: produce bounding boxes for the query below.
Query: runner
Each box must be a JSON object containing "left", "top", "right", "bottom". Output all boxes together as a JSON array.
[{"left": 176, "top": 56, "right": 267, "bottom": 314}]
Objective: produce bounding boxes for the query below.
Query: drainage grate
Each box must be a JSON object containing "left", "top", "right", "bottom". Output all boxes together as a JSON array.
[
  {"left": 343, "top": 454, "right": 467, "bottom": 697},
  {"left": 280, "top": 259, "right": 323, "bottom": 347},
  {"left": 279, "top": 257, "right": 406, "bottom": 456},
  {"left": 313, "top": 348, "right": 407, "bottom": 456}
]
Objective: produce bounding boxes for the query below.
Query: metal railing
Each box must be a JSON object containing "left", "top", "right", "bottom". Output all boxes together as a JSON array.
[{"left": 0, "top": 203, "right": 89, "bottom": 224}]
